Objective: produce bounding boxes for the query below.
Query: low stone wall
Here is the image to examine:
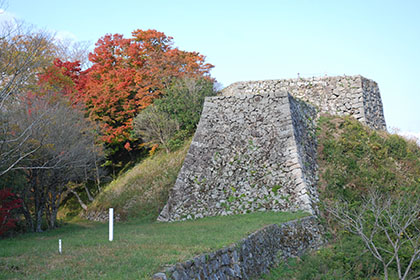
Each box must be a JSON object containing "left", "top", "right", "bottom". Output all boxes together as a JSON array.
[
  {"left": 81, "top": 210, "right": 121, "bottom": 222},
  {"left": 153, "top": 216, "right": 324, "bottom": 280}
]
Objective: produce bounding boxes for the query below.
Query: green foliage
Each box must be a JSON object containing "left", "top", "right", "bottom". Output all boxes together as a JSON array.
[
  {"left": 266, "top": 115, "right": 420, "bottom": 279},
  {"left": 318, "top": 115, "right": 420, "bottom": 202},
  {"left": 265, "top": 235, "right": 380, "bottom": 280},
  {"left": 385, "top": 134, "right": 408, "bottom": 160},
  {"left": 166, "top": 129, "right": 191, "bottom": 152},
  {"left": 271, "top": 185, "right": 282, "bottom": 195},
  {"left": 133, "top": 77, "right": 217, "bottom": 153},
  {"left": 154, "top": 77, "right": 217, "bottom": 132},
  {"left": 133, "top": 105, "right": 179, "bottom": 152}
]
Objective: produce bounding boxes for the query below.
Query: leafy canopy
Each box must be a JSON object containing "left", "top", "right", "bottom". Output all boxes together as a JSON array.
[{"left": 82, "top": 29, "right": 213, "bottom": 150}]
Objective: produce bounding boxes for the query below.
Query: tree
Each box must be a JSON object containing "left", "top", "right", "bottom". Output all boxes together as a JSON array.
[
  {"left": 133, "top": 105, "right": 179, "bottom": 153},
  {"left": 0, "top": 21, "right": 59, "bottom": 177},
  {"left": 81, "top": 29, "right": 213, "bottom": 153},
  {"left": 0, "top": 20, "right": 55, "bottom": 109},
  {"left": 327, "top": 191, "right": 420, "bottom": 280},
  {"left": 133, "top": 77, "right": 217, "bottom": 152},
  {"left": 153, "top": 77, "right": 217, "bottom": 132},
  {"left": 37, "top": 58, "right": 87, "bottom": 103},
  {"left": 53, "top": 38, "right": 91, "bottom": 70},
  {"left": 4, "top": 93, "right": 103, "bottom": 231}
]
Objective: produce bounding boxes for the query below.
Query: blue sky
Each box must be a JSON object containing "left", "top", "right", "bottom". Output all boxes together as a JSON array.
[{"left": 2, "top": 0, "right": 420, "bottom": 138}]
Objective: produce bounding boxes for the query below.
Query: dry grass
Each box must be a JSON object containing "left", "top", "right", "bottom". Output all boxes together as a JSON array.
[{"left": 88, "top": 140, "right": 191, "bottom": 220}]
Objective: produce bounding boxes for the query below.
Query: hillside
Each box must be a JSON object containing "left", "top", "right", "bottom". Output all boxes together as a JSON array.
[
  {"left": 264, "top": 115, "right": 420, "bottom": 279},
  {"left": 84, "top": 140, "right": 192, "bottom": 222}
]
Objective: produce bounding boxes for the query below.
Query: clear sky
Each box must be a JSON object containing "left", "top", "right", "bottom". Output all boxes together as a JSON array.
[{"left": 2, "top": 0, "right": 420, "bottom": 138}]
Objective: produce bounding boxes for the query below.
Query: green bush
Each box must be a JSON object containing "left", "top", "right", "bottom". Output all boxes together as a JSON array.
[
  {"left": 133, "top": 105, "right": 179, "bottom": 153},
  {"left": 385, "top": 134, "right": 408, "bottom": 159},
  {"left": 154, "top": 77, "right": 217, "bottom": 132},
  {"left": 133, "top": 77, "right": 217, "bottom": 152},
  {"left": 265, "top": 235, "right": 380, "bottom": 280}
]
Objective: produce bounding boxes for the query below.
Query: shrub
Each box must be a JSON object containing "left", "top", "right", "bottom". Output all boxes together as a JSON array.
[
  {"left": 154, "top": 77, "right": 217, "bottom": 132},
  {"left": 133, "top": 77, "right": 217, "bottom": 152},
  {"left": 133, "top": 105, "right": 179, "bottom": 153},
  {"left": 0, "top": 189, "right": 22, "bottom": 236}
]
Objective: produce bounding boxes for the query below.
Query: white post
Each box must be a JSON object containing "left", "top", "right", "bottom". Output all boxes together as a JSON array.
[
  {"left": 109, "top": 208, "right": 113, "bottom": 241},
  {"left": 59, "top": 239, "right": 62, "bottom": 254}
]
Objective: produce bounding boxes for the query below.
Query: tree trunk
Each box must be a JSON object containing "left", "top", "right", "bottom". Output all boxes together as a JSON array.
[
  {"left": 84, "top": 184, "right": 94, "bottom": 202},
  {"left": 69, "top": 189, "right": 88, "bottom": 211},
  {"left": 21, "top": 201, "right": 34, "bottom": 232},
  {"left": 49, "top": 206, "right": 58, "bottom": 229},
  {"left": 94, "top": 157, "right": 101, "bottom": 193},
  {"left": 35, "top": 205, "right": 44, "bottom": 232}
]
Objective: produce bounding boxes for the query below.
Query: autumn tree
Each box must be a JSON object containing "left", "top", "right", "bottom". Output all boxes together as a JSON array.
[
  {"left": 0, "top": 20, "right": 89, "bottom": 177},
  {"left": 37, "top": 58, "right": 87, "bottom": 103},
  {"left": 5, "top": 93, "right": 102, "bottom": 232},
  {"left": 53, "top": 38, "right": 91, "bottom": 69},
  {"left": 0, "top": 20, "right": 55, "bottom": 107},
  {"left": 0, "top": 189, "right": 22, "bottom": 236},
  {"left": 81, "top": 29, "right": 213, "bottom": 154}
]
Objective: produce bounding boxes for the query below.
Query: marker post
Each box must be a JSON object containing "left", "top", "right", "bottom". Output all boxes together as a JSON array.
[{"left": 109, "top": 208, "right": 113, "bottom": 241}]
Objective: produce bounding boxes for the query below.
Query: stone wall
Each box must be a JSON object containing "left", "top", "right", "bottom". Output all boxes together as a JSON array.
[
  {"left": 158, "top": 92, "right": 318, "bottom": 222},
  {"left": 289, "top": 97, "right": 319, "bottom": 208},
  {"left": 81, "top": 210, "right": 121, "bottom": 222},
  {"left": 153, "top": 216, "right": 324, "bottom": 280},
  {"left": 222, "top": 75, "right": 386, "bottom": 130},
  {"left": 158, "top": 75, "right": 386, "bottom": 222}
]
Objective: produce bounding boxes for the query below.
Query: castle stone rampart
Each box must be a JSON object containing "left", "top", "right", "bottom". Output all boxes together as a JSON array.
[
  {"left": 222, "top": 75, "right": 386, "bottom": 130},
  {"left": 158, "top": 75, "right": 386, "bottom": 222},
  {"left": 158, "top": 92, "right": 318, "bottom": 222}
]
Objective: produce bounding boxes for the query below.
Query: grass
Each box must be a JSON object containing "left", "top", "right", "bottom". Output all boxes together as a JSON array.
[
  {"left": 0, "top": 211, "right": 307, "bottom": 279},
  {"left": 86, "top": 139, "right": 191, "bottom": 220}
]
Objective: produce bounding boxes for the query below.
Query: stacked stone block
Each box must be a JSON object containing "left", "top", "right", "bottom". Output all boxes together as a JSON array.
[
  {"left": 222, "top": 75, "right": 386, "bottom": 130},
  {"left": 153, "top": 216, "right": 324, "bottom": 280}
]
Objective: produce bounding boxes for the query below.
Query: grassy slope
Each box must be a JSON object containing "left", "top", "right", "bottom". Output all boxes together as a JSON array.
[
  {"left": 88, "top": 140, "right": 191, "bottom": 221},
  {"left": 0, "top": 212, "right": 307, "bottom": 279},
  {"left": 264, "top": 115, "right": 420, "bottom": 280}
]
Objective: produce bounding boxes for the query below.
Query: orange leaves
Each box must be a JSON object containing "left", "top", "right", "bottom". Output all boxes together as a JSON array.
[
  {"left": 82, "top": 29, "right": 213, "bottom": 149},
  {"left": 37, "top": 58, "right": 86, "bottom": 104},
  {"left": 38, "top": 29, "right": 213, "bottom": 153}
]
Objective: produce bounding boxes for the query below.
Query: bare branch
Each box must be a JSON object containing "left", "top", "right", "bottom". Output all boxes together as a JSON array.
[{"left": 326, "top": 190, "right": 420, "bottom": 280}]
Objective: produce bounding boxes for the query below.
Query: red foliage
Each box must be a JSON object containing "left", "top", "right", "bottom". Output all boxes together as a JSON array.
[
  {"left": 82, "top": 29, "right": 213, "bottom": 147},
  {"left": 0, "top": 189, "right": 22, "bottom": 236},
  {"left": 37, "top": 58, "right": 87, "bottom": 104},
  {"left": 37, "top": 29, "right": 213, "bottom": 152}
]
